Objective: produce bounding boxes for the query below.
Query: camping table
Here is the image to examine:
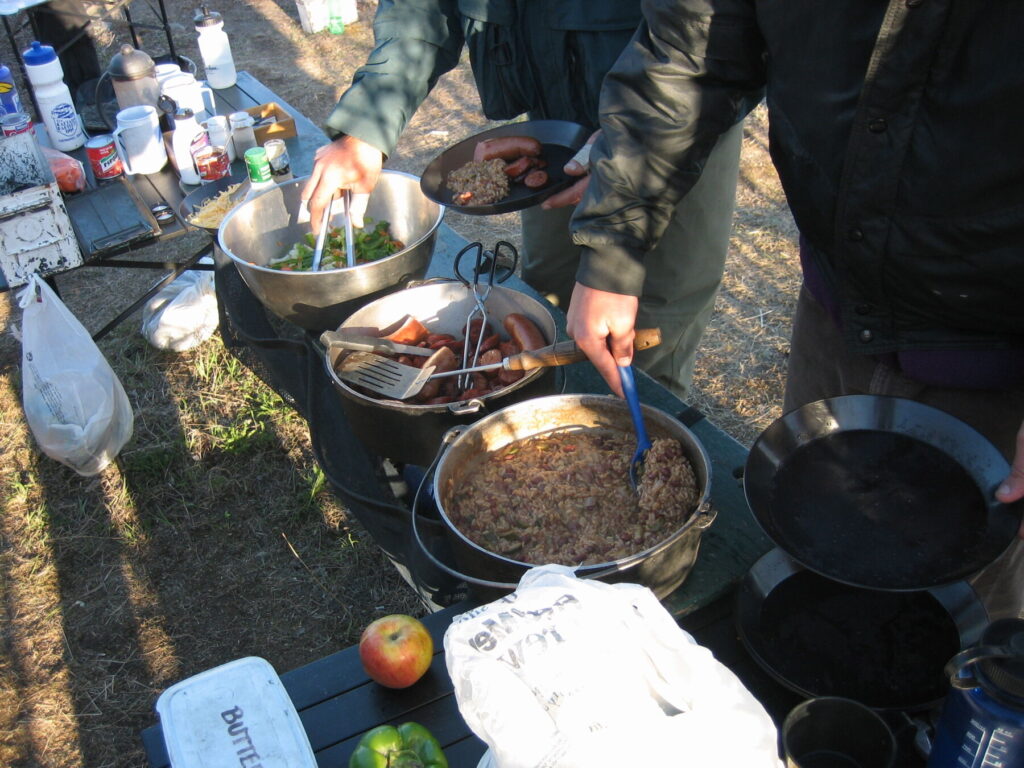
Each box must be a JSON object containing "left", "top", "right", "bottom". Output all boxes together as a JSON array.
[
  {"left": 137, "top": 117, "right": 930, "bottom": 768},
  {"left": 1, "top": 71, "right": 323, "bottom": 340}
]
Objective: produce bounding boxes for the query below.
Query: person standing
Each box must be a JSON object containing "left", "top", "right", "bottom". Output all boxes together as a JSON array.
[
  {"left": 302, "top": 0, "right": 756, "bottom": 399},
  {"left": 564, "top": 0, "right": 1024, "bottom": 617}
]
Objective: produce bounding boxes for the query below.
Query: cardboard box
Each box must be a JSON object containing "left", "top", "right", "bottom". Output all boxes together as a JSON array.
[{"left": 245, "top": 102, "right": 297, "bottom": 144}]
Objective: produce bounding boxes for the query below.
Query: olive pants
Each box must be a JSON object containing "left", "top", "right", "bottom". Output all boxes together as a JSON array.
[
  {"left": 520, "top": 120, "right": 745, "bottom": 400},
  {"left": 785, "top": 286, "right": 1024, "bottom": 620}
]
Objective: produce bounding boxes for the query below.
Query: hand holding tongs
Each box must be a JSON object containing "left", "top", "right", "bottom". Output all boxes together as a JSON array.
[{"left": 453, "top": 240, "right": 519, "bottom": 389}]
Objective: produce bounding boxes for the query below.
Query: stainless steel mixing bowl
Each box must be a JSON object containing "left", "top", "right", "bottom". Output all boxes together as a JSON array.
[{"left": 217, "top": 170, "right": 444, "bottom": 331}]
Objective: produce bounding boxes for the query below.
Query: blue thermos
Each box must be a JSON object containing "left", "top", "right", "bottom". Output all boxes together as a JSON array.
[{"left": 928, "top": 618, "right": 1024, "bottom": 767}]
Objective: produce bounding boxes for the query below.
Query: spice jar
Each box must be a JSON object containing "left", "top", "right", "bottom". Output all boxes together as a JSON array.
[{"left": 229, "top": 110, "right": 256, "bottom": 155}]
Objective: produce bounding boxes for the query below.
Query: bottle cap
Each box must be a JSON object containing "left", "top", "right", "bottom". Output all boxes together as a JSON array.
[
  {"left": 22, "top": 41, "right": 57, "bottom": 67},
  {"left": 194, "top": 5, "right": 224, "bottom": 27},
  {"left": 229, "top": 111, "right": 254, "bottom": 128}
]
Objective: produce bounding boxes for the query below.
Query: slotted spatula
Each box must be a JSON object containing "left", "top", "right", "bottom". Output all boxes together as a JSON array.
[{"left": 335, "top": 329, "right": 662, "bottom": 400}]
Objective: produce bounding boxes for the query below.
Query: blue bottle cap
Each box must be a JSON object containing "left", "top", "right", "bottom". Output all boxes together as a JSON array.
[{"left": 22, "top": 41, "right": 57, "bottom": 66}]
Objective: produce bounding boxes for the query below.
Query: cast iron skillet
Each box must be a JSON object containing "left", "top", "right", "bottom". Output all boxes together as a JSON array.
[
  {"left": 735, "top": 547, "right": 987, "bottom": 712},
  {"left": 419, "top": 120, "right": 590, "bottom": 215},
  {"left": 744, "top": 395, "right": 1022, "bottom": 591},
  {"left": 178, "top": 171, "right": 248, "bottom": 234}
]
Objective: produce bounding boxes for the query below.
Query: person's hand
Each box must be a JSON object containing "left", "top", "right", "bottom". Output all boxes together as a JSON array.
[
  {"left": 565, "top": 282, "right": 639, "bottom": 397},
  {"left": 541, "top": 130, "right": 599, "bottom": 210},
  {"left": 995, "top": 417, "right": 1024, "bottom": 538},
  {"left": 301, "top": 135, "right": 383, "bottom": 232}
]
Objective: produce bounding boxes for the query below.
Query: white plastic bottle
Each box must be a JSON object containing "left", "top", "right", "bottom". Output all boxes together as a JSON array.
[
  {"left": 21, "top": 41, "right": 85, "bottom": 150},
  {"left": 171, "top": 107, "right": 207, "bottom": 185},
  {"left": 194, "top": 6, "right": 237, "bottom": 89}
]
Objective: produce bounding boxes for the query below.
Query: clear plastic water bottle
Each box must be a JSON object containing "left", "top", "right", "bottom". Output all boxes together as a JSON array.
[
  {"left": 194, "top": 6, "right": 237, "bottom": 89},
  {"left": 927, "top": 619, "right": 1024, "bottom": 767}
]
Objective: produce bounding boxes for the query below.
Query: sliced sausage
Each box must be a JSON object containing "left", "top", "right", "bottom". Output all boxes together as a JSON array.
[
  {"left": 504, "top": 156, "right": 537, "bottom": 177},
  {"left": 523, "top": 169, "right": 549, "bottom": 189},
  {"left": 473, "top": 136, "right": 543, "bottom": 163}
]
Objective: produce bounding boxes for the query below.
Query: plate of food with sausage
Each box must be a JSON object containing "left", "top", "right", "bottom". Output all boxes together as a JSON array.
[{"left": 419, "top": 120, "right": 590, "bottom": 215}]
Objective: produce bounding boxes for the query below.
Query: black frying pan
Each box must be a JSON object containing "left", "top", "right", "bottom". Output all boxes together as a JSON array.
[
  {"left": 735, "top": 547, "right": 988, "bottom": 711},
  {"left": 744, "top": 395, "right": 1022, "bottom": 591},
  {"left": 419, "top": 120, "right": 590, "bottom": 215}
]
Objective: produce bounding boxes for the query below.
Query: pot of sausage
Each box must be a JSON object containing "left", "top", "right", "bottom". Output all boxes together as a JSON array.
[
  {"left": 419, "top": 394, "right": 716, "bottom": 602},
  {"left": 323, "top": 280, "right": 558, "bottom": 466}
]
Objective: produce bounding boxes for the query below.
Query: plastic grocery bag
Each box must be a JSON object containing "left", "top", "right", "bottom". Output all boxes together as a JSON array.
[
  {"left": 141, "top": 260, "right": 218, "bottom": 351},
  {"left": 17, "top": 274, "right": 134, "bottom": 475},
  {"left": 445, "top": 565, "right": 783, "bottom": 768}
]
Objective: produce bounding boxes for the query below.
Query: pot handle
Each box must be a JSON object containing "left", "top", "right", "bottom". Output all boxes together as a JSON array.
[{"left": 410, "top": 426, "right": 524, "bottom": 592}]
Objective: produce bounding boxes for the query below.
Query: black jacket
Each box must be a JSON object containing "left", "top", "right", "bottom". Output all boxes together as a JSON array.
[{"left": 572, "top": 0, "right": 1024, "bottom": 354}]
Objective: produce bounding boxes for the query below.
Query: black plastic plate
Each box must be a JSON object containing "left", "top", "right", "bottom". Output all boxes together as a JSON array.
[{"left": 419, "top": 120, "right": 589, "bottom": 215}]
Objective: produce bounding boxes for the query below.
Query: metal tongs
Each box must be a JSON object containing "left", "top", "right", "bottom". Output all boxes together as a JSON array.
[
  {"left": 453, "top": 240, "right": 518, "bottom": 389},
  {"left": 311, "top": 193, "right": 338, "bottom": 272}
]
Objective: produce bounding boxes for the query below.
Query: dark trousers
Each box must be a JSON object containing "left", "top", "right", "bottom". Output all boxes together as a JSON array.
[{"left": 29, "top": 0, "right": 101, "bottom": 93}]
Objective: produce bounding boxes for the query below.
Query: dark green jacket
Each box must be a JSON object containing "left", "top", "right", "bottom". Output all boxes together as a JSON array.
[
  {"left": 573, "top": 0, "right": 1024, "bottom": 355},
  {"left": 324, "top": 0, "right": 643, "bottom": 155}
]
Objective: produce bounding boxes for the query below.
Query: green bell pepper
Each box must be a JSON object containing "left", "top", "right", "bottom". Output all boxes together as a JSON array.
[{"left": 348, "top": 722, "right": 449, "bottom": 768}]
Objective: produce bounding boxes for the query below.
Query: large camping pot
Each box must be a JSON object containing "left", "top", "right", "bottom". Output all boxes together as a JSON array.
[
  {"left": 426, "top": 394, "right": 716, "bottom": 601},
  {"left": 323, "top": 281, "right": 558, "bottom": 466},
  {"left": 217, "top": 171, "right": 444, "bottom": 332}
]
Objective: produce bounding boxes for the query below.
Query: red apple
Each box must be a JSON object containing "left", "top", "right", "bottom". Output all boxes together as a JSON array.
[{"left": 358, "top": 614, "right": 433, "bottom": 689}]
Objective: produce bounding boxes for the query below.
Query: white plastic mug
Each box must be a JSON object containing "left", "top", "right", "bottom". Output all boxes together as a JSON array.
[
  {"left": 112, "top": 105, "right": 168, "bottom": 175},
  {"left": 160, "top": 72, "right": 215, "bottom": 118}
]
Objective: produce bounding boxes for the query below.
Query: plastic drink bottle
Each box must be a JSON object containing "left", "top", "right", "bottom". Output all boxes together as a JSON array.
[
  {"left": 928, "top": 618, "right": 1024, "bottom": 767},
  {"left": 194, "top": 6, "right": 237, "bottom": 89},
  {"left": 0, "top": 62, "right": 23, "bottom": 116},
  {"left": 21, "top": 41, "right": 85, "bottom": 150},
  {"left": 171, "top": 108, "right": 208, "bottom": 185}
]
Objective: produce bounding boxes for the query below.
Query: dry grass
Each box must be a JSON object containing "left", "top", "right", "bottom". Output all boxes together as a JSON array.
[{"left": 0, "top": 2, "right": 798, "bottom": 766}]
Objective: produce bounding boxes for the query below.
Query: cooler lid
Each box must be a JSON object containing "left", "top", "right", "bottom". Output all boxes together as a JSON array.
[{"left": 155, "top": 656, "right": 317, "bottom": 768}]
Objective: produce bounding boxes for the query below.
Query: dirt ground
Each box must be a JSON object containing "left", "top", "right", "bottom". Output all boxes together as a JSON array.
[{"left": 0, "top": 3, "right": 799, "bottom": 767}]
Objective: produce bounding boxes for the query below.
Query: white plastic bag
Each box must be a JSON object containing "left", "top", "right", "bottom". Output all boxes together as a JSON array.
[
  {"left": 141, "top": 261, "right": 218, "bottom": 351},
  {"left": 445, "top": 565, "right": 783, "bottom": 768},
  {"left": 17, "top": 274, "right": 134, "bottom": 476}
]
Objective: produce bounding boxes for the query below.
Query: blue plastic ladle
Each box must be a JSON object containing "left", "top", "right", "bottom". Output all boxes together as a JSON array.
[{"left": 619, "top": 365, "right": 652, "bottom": 491}]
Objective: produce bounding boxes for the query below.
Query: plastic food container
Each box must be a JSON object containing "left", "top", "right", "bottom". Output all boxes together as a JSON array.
[{"left": 155, "top": 656, "right": 316, "bottom": 768}]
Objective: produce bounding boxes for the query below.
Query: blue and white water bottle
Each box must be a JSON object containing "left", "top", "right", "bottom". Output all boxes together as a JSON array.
[
  {"left": 21, "top": 41, "right": 84, "bottom": 150},
  {"left": 928, "top": 618, "right": 1024, "bottom": 767},
  {"left": 0, "top": 61, "right": 23, "bottom": 116}
]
